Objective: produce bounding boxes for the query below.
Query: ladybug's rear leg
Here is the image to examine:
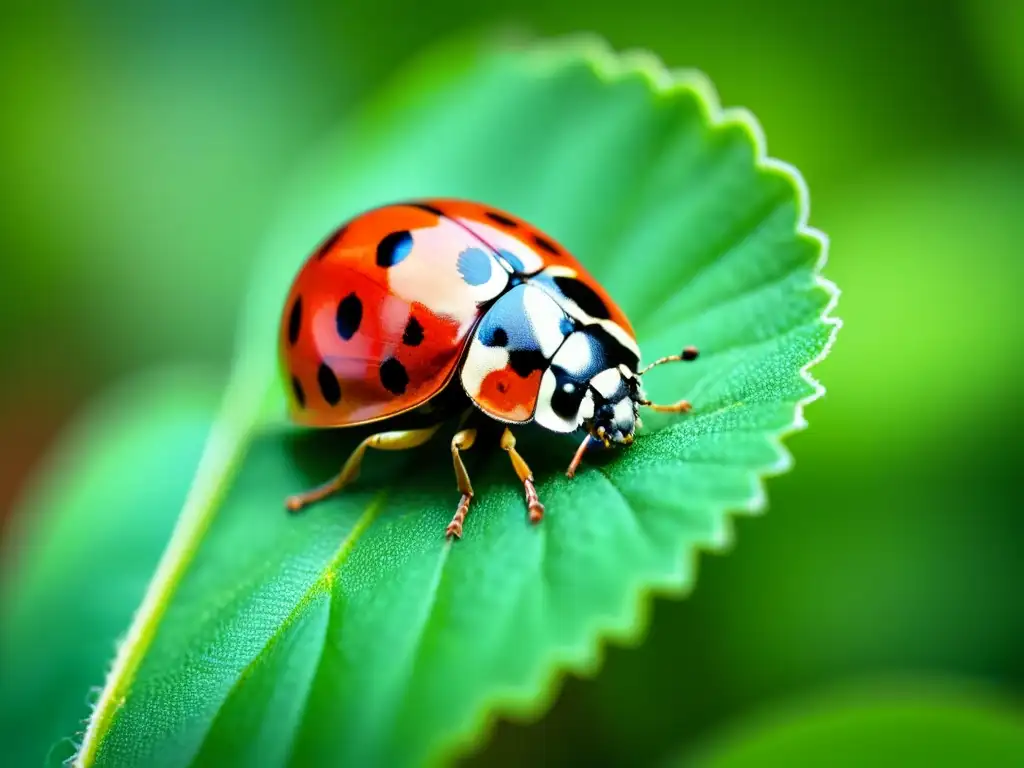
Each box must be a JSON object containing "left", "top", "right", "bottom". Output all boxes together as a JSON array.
[
  {"left": 445, "top": 428, "right": 477, "bottom": 539},
  {"left": 286, "top": 424, "right": 442, "bottom": 512},
  {"left": 499, "top": 428, "right": 545, "bottom": 524}
]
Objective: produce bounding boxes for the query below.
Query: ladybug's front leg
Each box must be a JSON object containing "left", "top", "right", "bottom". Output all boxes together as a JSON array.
[
  {"left": 445, "top": 428, "right": 477, "bottom": 539},
  {"left": 499, "top": 428, "right": 545, "bottom": 524}
]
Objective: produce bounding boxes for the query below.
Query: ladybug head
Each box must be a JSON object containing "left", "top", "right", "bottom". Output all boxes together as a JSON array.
[
  {"left": 567, "top": 346, "right": 700, "bottom": 477},
  {"left": 580, "top": 366, "right": 643, "bottom": 448}
]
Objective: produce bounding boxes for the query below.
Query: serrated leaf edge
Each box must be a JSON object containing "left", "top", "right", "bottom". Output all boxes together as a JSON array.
[
  {"left": 426, "top": 32, "right": 842, "bottom": 767},
  {"left": 72, "top": 32, "right": 841, "bottom": 768}
]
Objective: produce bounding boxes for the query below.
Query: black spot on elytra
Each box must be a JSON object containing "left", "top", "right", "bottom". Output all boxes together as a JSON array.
[
  {"left": 508, "top": 349, "right": 547, "bottom": 378},
  {"left": 485, "top": 210, "right": 519, "bottom": 228},
  {"left": 317, "top": 363, "right": 341, "bottom": 406},
  {"left": 380, "top": 357, "right": 408, "bottom": 395},
  {"left": 287, "top": 296, "right": 302, "bottom": 345},
  {"left": 403, "top": 316, "right": 424, "bottom": 346},
  {"left": 291, "top": 376, "right": 306, "bottom": 408},
  {"left": 315, "top": 225, "right": 346, "bottom": 259},
  {"left": 532, "top": 233, "right": 561, "bottom": 256},
  {"left": 377, "top": 230, "right": 413, "bottom": 268},
  {"left": 553, "top": 275, "right": 611, "bottom": 319},
  {"left": 410, "top": 202, "right": 444, "bottom": 217},
  {"left": 336, "top": 293, "right": 362, "bottom": 340}
]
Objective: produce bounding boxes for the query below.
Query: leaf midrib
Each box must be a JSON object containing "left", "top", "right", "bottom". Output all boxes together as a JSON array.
[{"left": 193, "top": 490, "right": 390, "bottom": 762}]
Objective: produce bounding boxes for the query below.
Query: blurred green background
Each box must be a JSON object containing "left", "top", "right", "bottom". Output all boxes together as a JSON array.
[{"left": 1, "top": 0, "right": 1022, "bottom": 765}]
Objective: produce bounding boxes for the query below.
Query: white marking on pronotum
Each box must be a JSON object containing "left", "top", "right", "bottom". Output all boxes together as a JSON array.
[
  {"left": 578, "top": 389, "right": 596, "bottom": 421},
  {"left": 590, "top": 367, "right": 621, "bottom": 399},
  {"left": 549, "top": 332, "right": 597, "bottom": 377}
]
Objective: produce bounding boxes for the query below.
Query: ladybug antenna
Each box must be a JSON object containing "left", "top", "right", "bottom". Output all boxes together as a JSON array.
[
  {"left": 635, "top": 345, "right": 699, "bottom": 414},
  {"left": 637, "top": 345, "right": 699, "bottom": 376}
]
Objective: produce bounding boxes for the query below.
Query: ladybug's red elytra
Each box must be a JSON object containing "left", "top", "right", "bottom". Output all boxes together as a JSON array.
[{"left": 279, "top": 198, "right": 698, "bottom": 538}]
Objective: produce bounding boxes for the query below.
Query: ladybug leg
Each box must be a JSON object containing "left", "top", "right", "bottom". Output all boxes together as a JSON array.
[
  {"left": 285, "top": 424, "right": 442, "bottom": 512},
  {"left": 445, "top": 428, "right": 477, "bottom": 539},
  {"left": 566, "top": 434, "right": 594, "bottom": 479},
  {"left": 499, "top": 428, "right": 545, "bottom": 524}
]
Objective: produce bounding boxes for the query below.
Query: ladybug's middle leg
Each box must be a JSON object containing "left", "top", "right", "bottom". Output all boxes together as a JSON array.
[
  {"left": 499, "top": 428, "right": 545, "bottom": 524},
  {"left": 286, "top": 424, "right": 442, "bottom": 512},
  {"left": 445, "top": 428, "right": 477, "bottom": 539}
]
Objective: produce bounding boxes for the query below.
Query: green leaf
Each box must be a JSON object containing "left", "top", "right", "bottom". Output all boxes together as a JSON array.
[
  {"left": 0, "top": 368, "right": 223, "bottom": 767},
  {"left": 810, "top": 153, "right": 1024, "bottom": 460},
  {"left": 679, "top": 682, "right": 1024, "bottom": 767},
  {"left": 965, "top": 0, "right": 1024, "bottom": 132},
  {"left": 44, "top": 33, "right": 836, "bottom": 768}
]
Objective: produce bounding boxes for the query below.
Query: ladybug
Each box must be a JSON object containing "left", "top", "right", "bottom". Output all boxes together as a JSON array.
[{"left": 280, "top": 199, "right": 698, "bottom": 538}]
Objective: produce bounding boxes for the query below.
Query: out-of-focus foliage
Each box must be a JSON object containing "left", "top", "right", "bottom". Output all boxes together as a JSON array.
[
  {"left": 1, "top": 0, "right": 1021, "bottom": 766},
  {"left": 815, "top": 156, "right": 1024, "bottom": 454},
  {"left": 683, "top": 683, "right": 1024, "bottom": 767},
  {"left": 964, "top": 0, "right": 1024, "bottom": 130},
  {"left": 0, "top": 370, "right": 222, "bottom": 766}
]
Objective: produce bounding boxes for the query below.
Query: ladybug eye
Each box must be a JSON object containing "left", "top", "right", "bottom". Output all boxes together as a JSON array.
[{"left": 546, "top": 366, "right": 587, "bottom": 421}]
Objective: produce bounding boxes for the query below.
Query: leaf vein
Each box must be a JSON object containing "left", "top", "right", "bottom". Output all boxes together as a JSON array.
[
  {"left": 633, "top": 183, "right": 792, "bottom": 332},
  {"left": 382, "top": 539, "right": 454, "bottom": 754},
  {"left": 195, "top": 491, "right": 389, "bottom": 756},
  {"left": 639, "top": 235, "right": 819, "bottom": 339}
]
